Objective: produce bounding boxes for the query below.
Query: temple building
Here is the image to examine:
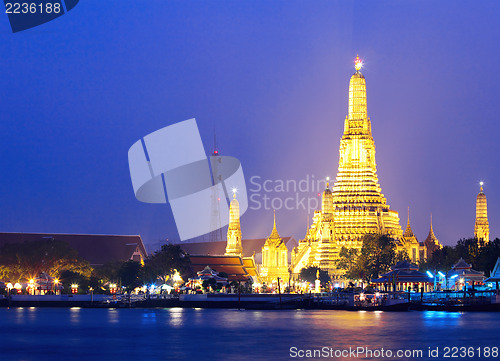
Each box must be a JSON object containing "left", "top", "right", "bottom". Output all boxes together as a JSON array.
[
  {"left": 259, "top": 211, "right": 289, "bottom": 285},
  {"left": 225, "top": 191, "right": 243, "bottom": 257},
  {"left": 292, "top": 56, "right": 403, "bottom": 276},
  {"left": 396, "top": 208, "right": 426, "bottom": 263},
  {"left": 292, "top": 56, "right": 441, "bottom": 277},
  {"left": 475, "top": 182, "right": 490, "bottom": 243}
]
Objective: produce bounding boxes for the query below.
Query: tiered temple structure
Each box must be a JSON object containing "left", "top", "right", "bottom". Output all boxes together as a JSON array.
[
  {"left": 475, "top": 182, "right": 490, "bottom": 243},
  {"left": 225, "top": 190, "right": 243, "bottom": 257},
  {"left": 259, "top": 211, "right": 289, "bottom": 285},
  {"left": 292, "top": 56, "right": 441, "bottom": 277}
]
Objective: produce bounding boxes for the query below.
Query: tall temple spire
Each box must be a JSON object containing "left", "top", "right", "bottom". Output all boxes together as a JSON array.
[
  {"left": 403, "top": 207, "right": 415, "bottom": 238},
  {"left": 225, "top": 188, "right": 243, "bottom": 257},
  {"left": 331, "top": 55, "right": 402, "bottom": 240},
  {"left": 475, "top": 182, "right": 490, "bottom": 242},
  {"left": 424, "top": 213, "right": 442, "bottom": 258},
  {"left": 292, "top": 56, "right": 403, "bottom": 276},
  {"left": 269, "top": 209, "right": 281, "bottom": 240},
  {"left": 429, "top": 213, "right": 435, "bottom": 237}
]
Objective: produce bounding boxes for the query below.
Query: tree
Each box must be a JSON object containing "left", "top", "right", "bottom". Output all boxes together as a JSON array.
[
  {"left": 119, "top": 261, "right": 143, "bottom": 292},
  {"left": 336, "top": 247, "right": 362, "bottom": 280},
  {"left": 146, "top": 244, "right": 192, "bottom": 284},
  {"left": 357, "top": 234, "right": 397, "bottom": 282},
  {"left": 0, "top": 238, "right": 92, "bottom": 282},
  {"left": 202, "top": 278, "right": 216, "bottom": 292},
  {"left": 299, "top": 266, "right": 331, "bottom": 285},
  {"left": 336, "top": 234, "right": 399, "bottom": 283},
  {"left": 423, "top": 238, "right": 500, "bottom": 276},
  {"left": 93, "top": 261, "right": 123, "bottom": 285}
]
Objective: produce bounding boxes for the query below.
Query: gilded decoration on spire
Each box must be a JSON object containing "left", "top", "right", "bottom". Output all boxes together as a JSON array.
[{"left": 354, "top": 55, "right": 362, "bottom": 71}]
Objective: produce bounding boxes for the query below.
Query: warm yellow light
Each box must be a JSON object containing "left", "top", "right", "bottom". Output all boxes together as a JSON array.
[
  {"left": 172, "top": 271, "right": 182, "bottom": 282},
  {"left": 14, "top": 283, "right": 22, "bottom": 290},
  {"left": 480, "top": 181, "right": 484, "bottom": 186},
  {"left": 6, "top": 283, "right": 13, "bottom": 290},
  {"left": 110, "top": 283, "right": 117, "bottom": 289},
  {"left": 29, "top": 279, "right": 34, "bottom": 284},
  {"left": 54, "top": 279, "right": 59, "bottom": 284},
  {"left": 354, "top": 55, "right": 362, "bottom": 71},
  {"left": 71, "top": 284, "right": 78, "bottom": 288}
]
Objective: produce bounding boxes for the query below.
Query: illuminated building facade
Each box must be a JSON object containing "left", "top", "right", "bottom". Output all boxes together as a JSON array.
[
  {"left": 474, "top": 182, "right": 490, "bottom": 243},
  {"left": 259, "top": 211, "right": 289, "bottom": 285},
  {"left": 292, "top": 56, "right": 441, "bottom": 276}
]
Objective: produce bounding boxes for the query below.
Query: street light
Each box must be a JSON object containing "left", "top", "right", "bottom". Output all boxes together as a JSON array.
[
  {"left": 54, "top": 279, "right": 59, "bottom": 295},
  {"left": 6, "top": 283, "right": 13, "bottom": 306}
]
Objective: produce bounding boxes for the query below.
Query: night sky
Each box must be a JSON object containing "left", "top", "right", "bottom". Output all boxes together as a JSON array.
[{"left": 1, "top": 1, "right": 499, "bottom": 252}]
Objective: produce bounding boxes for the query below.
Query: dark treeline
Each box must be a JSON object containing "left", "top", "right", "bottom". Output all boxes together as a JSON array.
[
  {"left": 0, "top": 241, "right": 192, "bottom": 294},
  {"left": 421, "top": 238, "right": 500, "bottom": 276}
]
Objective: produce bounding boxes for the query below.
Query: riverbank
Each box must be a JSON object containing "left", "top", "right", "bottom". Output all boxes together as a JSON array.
[{"left": 1, "top": 292, "right": 499, "bottom": 311}]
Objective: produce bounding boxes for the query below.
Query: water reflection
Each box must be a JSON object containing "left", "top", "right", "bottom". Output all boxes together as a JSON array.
[
  {"left": 107, "top": 309, "right": 119, "bottom": 324},
  {"left": 69, "top": 307, "right": 81, "bottom": 325},
  {"left": 423, "top": 311, "right": 462, "bottom": 328},
  {"left": 142, "top": 311, "right": 157, "bottom": 325},
  {"left": 0, "top": 308, "right": 498, "bottom": 361},
  {"left": 168, "top": 307, "right": 184, "bottom": 327}
]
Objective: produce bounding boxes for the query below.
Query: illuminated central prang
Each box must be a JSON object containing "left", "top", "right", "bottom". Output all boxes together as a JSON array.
[{"left": 291, "top": 56, "right": 403, "bottom": 275}]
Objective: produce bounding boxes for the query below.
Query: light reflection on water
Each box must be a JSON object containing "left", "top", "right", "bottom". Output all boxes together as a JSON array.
[
  {"left": 69, "top": 307, "right": 81, "bottom": 325},
  {"left": 0, "top": 308, "right": 498, "bottom": 361}
]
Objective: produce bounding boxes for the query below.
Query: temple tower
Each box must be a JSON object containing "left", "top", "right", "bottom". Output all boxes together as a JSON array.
[
  {"left": 315, "top": 178, "right": 336, "bottom": 269},
  {"left": 260, "top": 211, "right": 289, "bottom": 285},
  {"left": 225, "top": 190, "right": 243, "bottom": 257},
  {"left": 475, "top": 182, "right": 490, "bottom": 243},
  {"left": 331, "top": 56, "right": 402, "bottom": 243},
  {"left": 292, "top": 56, "right": 403, "bottom": 276}
]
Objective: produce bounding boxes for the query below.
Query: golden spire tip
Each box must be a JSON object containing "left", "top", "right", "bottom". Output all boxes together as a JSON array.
[{"left": 354, "top": 55, "right": 362, "bottom": 71}]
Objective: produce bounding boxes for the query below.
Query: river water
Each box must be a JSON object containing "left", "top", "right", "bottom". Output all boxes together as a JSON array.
[{"left": 0, "top": 307, "right": 498, "bottom": 360}]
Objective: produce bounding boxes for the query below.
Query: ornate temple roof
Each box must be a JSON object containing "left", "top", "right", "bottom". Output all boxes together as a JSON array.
[
  {"left": 265, "top": 211, "right": 287, "bottom": 249},
  {"left": 391, "top": 260, "right": 419, "bottom": 271},
  {"left": 485, "top": 257, "right": 500, "bottom": 283},
  {"left": 452, "top": 257, "right": 472, "bottom": 270},
  {"left": 403, "top": 208, "right": 417, "bottom": 239},
  {"left": 424, "top": 214, "right": 440, "bottom": 245},
  {"left": 447, "top": 258, "right": 484, "bottom": 281}
]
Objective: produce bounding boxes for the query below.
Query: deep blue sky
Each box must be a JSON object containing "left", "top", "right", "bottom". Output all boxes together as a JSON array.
[{"left": 1, "top": 1, "right": 499, "bottom": 252}]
